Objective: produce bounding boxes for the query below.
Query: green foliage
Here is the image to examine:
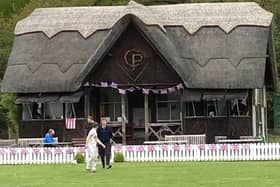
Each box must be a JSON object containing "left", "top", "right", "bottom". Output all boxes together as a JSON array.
[
  {"left": 0, "top": 108, "right": 8, "bottom": 138},
  {"left": 268, "top": 133, "right": 280, "bottom": 142},
  {"left": 0, "top": 0, "right": 30, "bottom": 17},
  {"left": 0, "top": 93, "right": 19, "bottom": 139},
  {"left": 0, "top": 28, "right": 13, "bottom": 79},
  {"left": 74, "top": 153, "right": 85, "bottom": 164},
  {"left": 114, "top": 152, "right": 125, "bottom": 162}
]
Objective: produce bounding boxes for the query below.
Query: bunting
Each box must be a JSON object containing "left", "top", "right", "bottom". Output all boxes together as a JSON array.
[{"left": 83, "top": 81, "right": 184, "bottom": 95}]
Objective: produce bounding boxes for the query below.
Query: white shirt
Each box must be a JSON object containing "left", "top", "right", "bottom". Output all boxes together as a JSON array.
[{"left": 87, "top": 128, "right": 98, "bottom": 146}]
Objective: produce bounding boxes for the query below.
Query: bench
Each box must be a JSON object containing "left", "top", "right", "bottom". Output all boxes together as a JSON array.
[
  {"left": 18, "top": 138, "right": 58, "bottom": 147},
  {"left": 71, "top": 138, "right": 86, "bottom": 147},
  {"left": 0, "top": 139, "right": 17, "bottom": 147},
  {"left": 144, "top": 134, "right": 206, "bottom": 145},
  {"left": 215, "top": 136, "right": 263, "bottom": 144},
  {"left": 144, "top": 140, "right": 190, "bottom": 145},
  {"left": 216, "top": 138, "right": 263, "bottom": 144},
  {"left": 165, "top": 134, "right": 206, "bottom": 144}
]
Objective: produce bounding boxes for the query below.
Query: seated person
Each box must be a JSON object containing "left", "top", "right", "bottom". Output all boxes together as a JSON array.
[{"left": 43, "top": 129, "right": 58, "bottom": 147}]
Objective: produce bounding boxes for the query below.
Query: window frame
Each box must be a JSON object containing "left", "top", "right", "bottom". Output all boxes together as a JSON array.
[
  {"left": 22, "top": 103, "right": 45, "bottom": 120},
  {"left": 99, "top": 88, "right": 127, "bottom": 122},
  {"left": 100, "top": 101, "right": 123, "bottom": 122},
  {"left": 184, "top": 101, "right": 206, "bottom": 118},
  {"left": 156, "top": 95, "right": 181, "bottom": 122},
  {"left": 228, "top": 99, "right": 249, "bottom": 117},
  {"left": 44, "top": 102, "right": 64, "bottom": 120},
  {"left": 183, "top": 98, "right": 249, "bottom": 118}
]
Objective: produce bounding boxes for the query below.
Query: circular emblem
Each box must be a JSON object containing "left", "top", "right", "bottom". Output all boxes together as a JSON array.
[{"left": 124, "top": 49, "right": 143, "bottom": 71}]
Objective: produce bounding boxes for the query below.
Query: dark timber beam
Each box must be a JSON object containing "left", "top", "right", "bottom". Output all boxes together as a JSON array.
[
  {"left": 121, "top": 95, "right": 126, "bottom": 144},
  {"left": 144, "top": 94, "right": 149, "bottom": 141}
]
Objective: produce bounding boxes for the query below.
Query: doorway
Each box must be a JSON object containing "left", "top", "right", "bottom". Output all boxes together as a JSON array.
[{"left": 128, "top": 91, "right": 145, "bottom": 144}]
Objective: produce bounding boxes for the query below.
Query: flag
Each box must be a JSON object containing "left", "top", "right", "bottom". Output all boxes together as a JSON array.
[
  {"left": 100, "top": 82, "right": 108, "bottom": 87},
  {"left": 110, "top": 82, "right": 118, "bottom": 89},
  {"left": 142, "top": 88, "right": 150, "bottom": 95},
  {"left": 126, "top": 87, "right": 135, "bottom": 92},
  {"left": 83, "top": 82, "right": 89, "bottom": 87},
  {"left": 160, "top": 89, "right": 168, "bottom": 94},
  {"left": 168, "top": 87, "right": 176, "bottom": 93},
  {"left": 118, "top": 89, "right": 126, "bottom": 94},
  {"left": 65, "top": 118, "right": 76, "bottom": 129},
  {"left": 176, "top": 83, "right": 184, "bottom": 90},
  {"left": 151, "top": 89, "right": 159, "bottom": 94}
]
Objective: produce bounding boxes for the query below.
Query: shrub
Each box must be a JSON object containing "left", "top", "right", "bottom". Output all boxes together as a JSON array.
[
  {"left": 74, "top": 153, "right": 85, "bottom": 164},
  {"left": 114, "top": 152, "right": 124, "bottom": 162}
]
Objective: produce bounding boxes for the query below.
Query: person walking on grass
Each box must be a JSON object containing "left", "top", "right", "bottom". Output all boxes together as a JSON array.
[
  {"left": 85, "top": 123, "right": 105, "bottom": 173},
  {"left": 97, "top": 118, "right": 113, "bottom": 169}
]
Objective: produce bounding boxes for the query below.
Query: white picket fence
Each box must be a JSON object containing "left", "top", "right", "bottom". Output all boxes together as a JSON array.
[
  {"left": 112, "top": 143, "right": 280, "bottom": 162},
  {"left": 0, "top": 147, "right": 84, "bottom": 165},
  {"left": 1, "top": 143, "right": 280, "bottom": 164}
]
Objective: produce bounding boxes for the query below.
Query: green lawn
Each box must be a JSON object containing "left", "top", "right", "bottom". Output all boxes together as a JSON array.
[{"left": 0, "top": 162, "right": 280, "bottom": 187}]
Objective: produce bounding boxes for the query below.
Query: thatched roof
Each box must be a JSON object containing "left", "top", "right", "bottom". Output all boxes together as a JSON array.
[
  {"left": 1, "top": 1, "right": 276, "bottom": 93},
  {"left": 15, "top": 1, "right": 272, "bottom": 38}
]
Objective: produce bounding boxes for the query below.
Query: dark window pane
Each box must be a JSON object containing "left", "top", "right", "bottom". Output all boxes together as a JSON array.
[
  {"left": 32, "top": 103, "right": 43, "bottom": 119},
  {"left": 171, "top": 103, "right": 180, "bottom": 120},
  {"left": 157, "top": 103, "right": 169, "bottom": 120},
  {"left": 22, "top": 104, "right": 32, "bottom": 120},
  {"left": 217, "top": 100, "right": 227, "bottom": 116},
  {"left": 229, "top": 99, "right": 248, "bottom": 116},
  {"left": 45, "top": 103, "right": 63, "bottom": 119},
  {"left": 157, "top": 93, "right": 180, "bottom": 101},
  {"left": 100, "top": 88, "right": 121, "bottom": 102},
  {"left": 185, "top": 102, "right": 204, "bottom": 117},
  {"left": 207, "top": 101, "right": 216, "bottom": 117}
]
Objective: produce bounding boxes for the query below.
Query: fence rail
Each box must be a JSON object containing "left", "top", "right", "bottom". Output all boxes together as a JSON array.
[
  {"left": 164, "top": 134, "right": 206, "bottom": 144},
  {"left": 0, "top": 147, "right": 83, "bottom": 165},
  {"left": 0, "top": 143, "right": 280, "bottom": 164},
  {"left": 112, "top": 143, "right": 280, "bottom": 162}
]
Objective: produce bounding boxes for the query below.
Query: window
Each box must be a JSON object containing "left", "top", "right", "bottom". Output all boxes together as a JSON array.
[
  {"left": 22, "top": 102, "right": 64, "bottom": 120},
  {"left": 22, "top": 104, "right": 33, "bottom": 120},
  {"left": 183, "top": 91, "right": 249, "bottom": 118},
  {"left": 157, "top": 103, "right": 169, "bottom": 121},
  {"left": 184, "top": 99, "right": 248, "bottom": 118},
  {"left": 229, "top": 99, "right": 249, "bottom": 116},
  {"left": 156, "top": 93, "right": 181, "bottom": 121},
  {"left": 22, "top": 103, "right": 44, "bottom": 120},
  {"left": 44, "top": 103, "right": 63, "bottom": 119},
  {"left": 185, "top": 101, "right": 205, "bottom": 117},
  {"left": 22, "top": 99, "right": 84, "bottom": 120},
  {"left": 65, "top": 103, "right": 76, "bottom": 118},
  {"left": 74, "top": 96, "right": 84, "bottom": 118},
  {"left": 100, "top": 88, "right": 122, "bottom": 122},
  {"left": 207, "top": 100, "right": 227, "bottom": 117}
]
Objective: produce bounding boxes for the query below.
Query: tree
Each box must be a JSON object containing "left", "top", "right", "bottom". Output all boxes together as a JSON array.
[{"left": 0, "top": 93, "right": 19, "bottom": 139}]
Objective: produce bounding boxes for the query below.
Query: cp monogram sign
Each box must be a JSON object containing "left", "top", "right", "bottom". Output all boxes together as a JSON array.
[{"left": 124, "top": 49, "right": 143, "bottom": 71}]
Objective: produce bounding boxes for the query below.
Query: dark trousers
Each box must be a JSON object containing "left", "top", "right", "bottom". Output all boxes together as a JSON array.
[{"left": 98, "top": 142, "right": 111, "bottom": 167}]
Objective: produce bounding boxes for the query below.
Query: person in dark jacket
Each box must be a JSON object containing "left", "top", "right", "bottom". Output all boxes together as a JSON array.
[{"left": 97, "top": 118, "right": 113, "bottom": 169}]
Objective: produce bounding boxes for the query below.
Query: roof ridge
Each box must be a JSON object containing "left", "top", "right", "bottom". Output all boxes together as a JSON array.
[{"left": 15, "top": 2, "right": 272, "bottom": 38}]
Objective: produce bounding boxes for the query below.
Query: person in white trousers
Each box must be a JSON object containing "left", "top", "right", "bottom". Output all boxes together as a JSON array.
[{"left": 85, "top": 123, "right": 105, "bottom": 173}]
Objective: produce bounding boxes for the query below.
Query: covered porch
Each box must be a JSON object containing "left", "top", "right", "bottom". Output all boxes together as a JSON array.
[
  {"left": 18, "top": 86, "right": 261, "bottom": 144},
  {"left": 83, "top": 86, "right": 264, "bottom": 144}
]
